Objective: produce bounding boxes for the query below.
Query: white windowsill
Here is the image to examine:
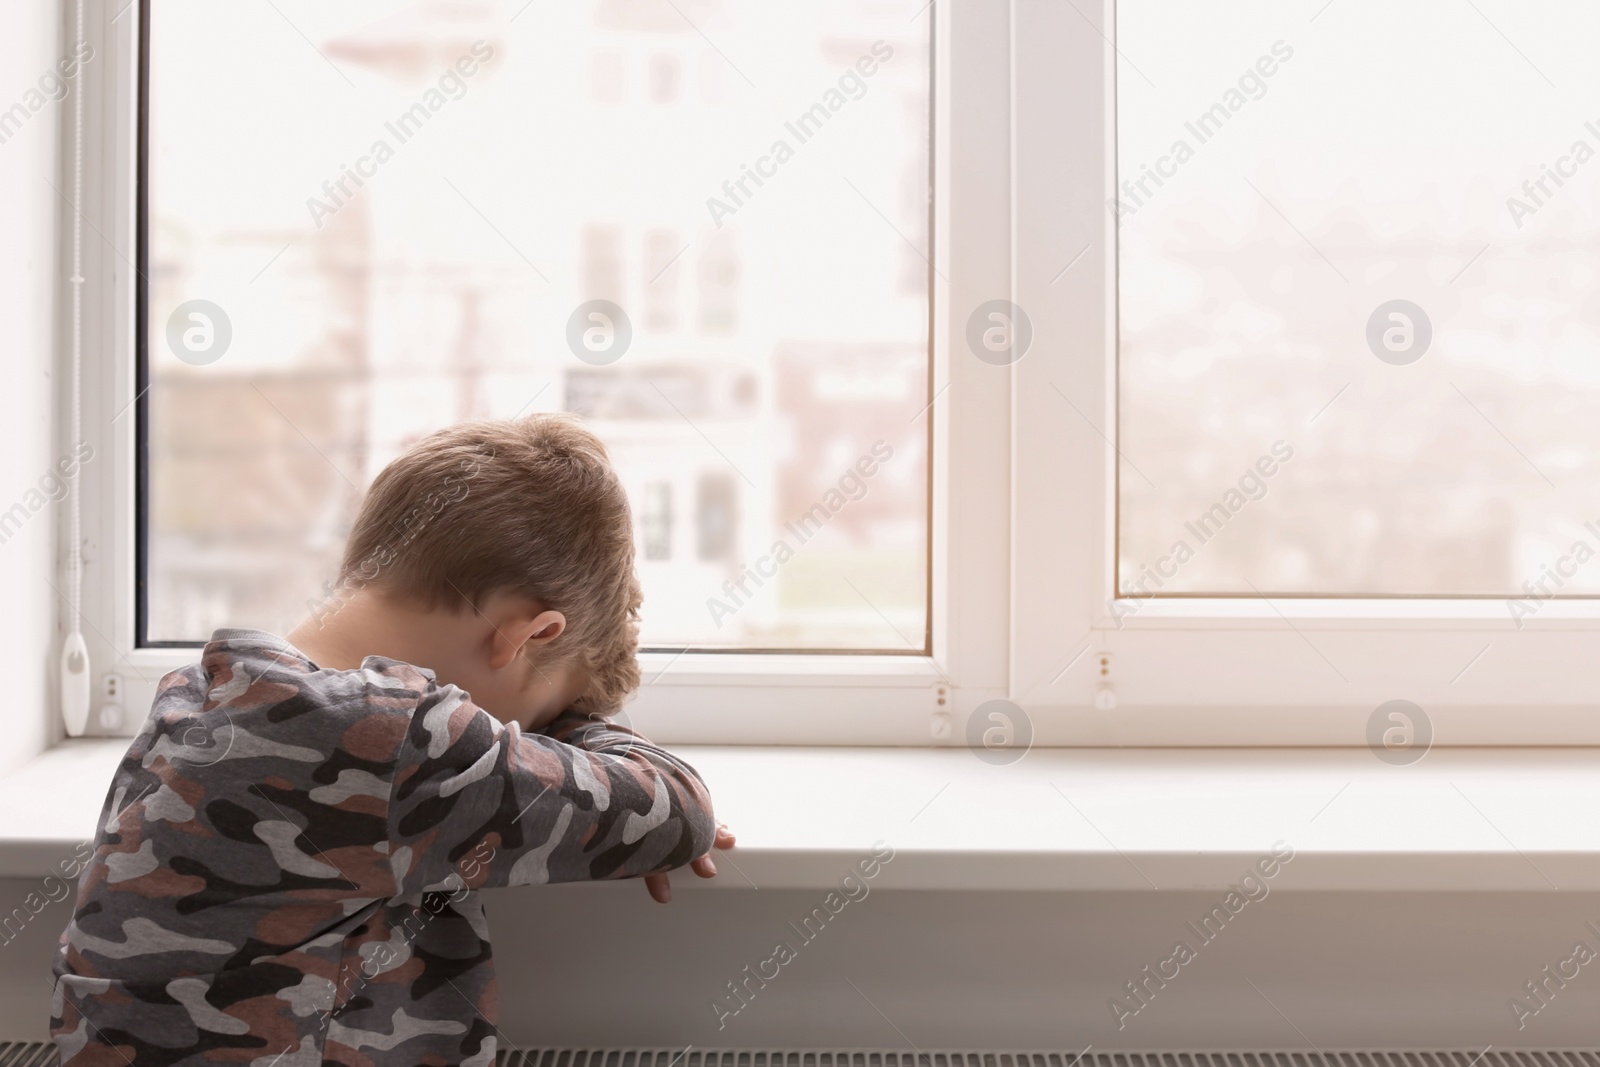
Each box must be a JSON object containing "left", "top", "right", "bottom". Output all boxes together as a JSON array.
[{"left": 5, "top": 739, "right": 1598, "bottom": 890}]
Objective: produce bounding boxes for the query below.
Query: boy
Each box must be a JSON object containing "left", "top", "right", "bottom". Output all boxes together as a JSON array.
[{"left": 50, "top": 415, "right": 732, "bottom": 1066}]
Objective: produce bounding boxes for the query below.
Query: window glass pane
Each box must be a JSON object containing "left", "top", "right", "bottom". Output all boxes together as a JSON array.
[
  {"left": 146, "top": 0, "right": 930, "bottom": 649},
  {"left": 1117, "top": 1, "right": 1600, "bottom": 598}
]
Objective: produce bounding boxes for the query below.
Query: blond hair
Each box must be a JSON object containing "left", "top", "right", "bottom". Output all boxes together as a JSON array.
[{"left": 338, "top": 414, "right": 641, "bottom": 714}]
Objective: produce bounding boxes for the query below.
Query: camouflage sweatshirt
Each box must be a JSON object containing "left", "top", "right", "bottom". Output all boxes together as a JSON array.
[{"left": 50, "top": 629, "right": 717, "bottom": 1066}]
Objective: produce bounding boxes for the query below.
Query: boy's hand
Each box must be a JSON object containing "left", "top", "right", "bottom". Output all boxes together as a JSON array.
[{"left": 644, "top": 823, "right": 736, "bottom": 904}]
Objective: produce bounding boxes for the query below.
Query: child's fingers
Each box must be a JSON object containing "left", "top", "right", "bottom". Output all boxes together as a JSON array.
[
  {"left": 713, "top": 824, "right": 736, "bottom": 849},
  {"left": 644, "top": 871, "right": 672, "bottom": 903},
  {"left": 691, "top": 853, "right": 718, "bottom": 878}
]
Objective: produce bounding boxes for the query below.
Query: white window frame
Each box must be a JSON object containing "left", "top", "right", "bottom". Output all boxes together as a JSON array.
[
  {"left": 73, "top": 0, "right": 1013, "bottom": 746},
  {"left": 69, "top": 0, "right": 1598, "bottom": 749},
  {"left": 1012, "top": 0, "right": 1600, "bottom": 745}
]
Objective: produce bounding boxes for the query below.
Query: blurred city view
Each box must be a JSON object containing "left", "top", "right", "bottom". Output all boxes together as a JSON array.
[
  {"left": 1117, "top": 0, "right": 1600, "bottom": 598},
  {"left": 146, "top": 0, "right": 931, "bottom": 649}
]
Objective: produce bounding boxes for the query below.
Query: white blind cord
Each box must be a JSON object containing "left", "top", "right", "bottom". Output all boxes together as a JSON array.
[
  {"left": 61, "top": 0, "right": 91, "bottom": 736},
  {"left": 70, "top": 0, "right": 84, "bottom": 626}
]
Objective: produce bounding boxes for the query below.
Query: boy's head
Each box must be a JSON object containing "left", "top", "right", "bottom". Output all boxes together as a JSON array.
[{"left": 335, "top": 414, "right": 641, "bottom": 723}]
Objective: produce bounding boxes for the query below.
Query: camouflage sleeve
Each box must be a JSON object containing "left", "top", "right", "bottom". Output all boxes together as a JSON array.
[{"left": 388, "top": 689, "right": 717, "bottom": 895}]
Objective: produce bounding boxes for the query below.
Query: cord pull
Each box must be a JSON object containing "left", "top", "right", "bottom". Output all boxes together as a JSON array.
[{"left": 61, "top": 632, "right": 91, "bottom": 736}]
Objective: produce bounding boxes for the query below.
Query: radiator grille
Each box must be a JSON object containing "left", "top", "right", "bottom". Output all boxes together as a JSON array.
[
  {"left": 496, "top": 1053, "right": 1600, "bottom": 1067},
  {"left": 5, "top": 1045, "right": 1596, "bottom": 1067}
]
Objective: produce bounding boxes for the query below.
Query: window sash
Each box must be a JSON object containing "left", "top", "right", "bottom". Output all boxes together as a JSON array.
[
  {"left": 1011, "top": 0, "right": 1600, "bottom": 744},
  {"left": 77, "top": 0, "right": 1013, "bottom": 744}
]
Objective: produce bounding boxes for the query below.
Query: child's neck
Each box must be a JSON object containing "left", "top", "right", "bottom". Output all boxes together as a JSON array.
[{"left": 285, "top": 589, "right": 465, "bottom": 674}]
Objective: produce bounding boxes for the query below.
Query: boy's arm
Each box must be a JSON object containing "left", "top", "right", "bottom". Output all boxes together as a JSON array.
[{"left": 388, "top": 689, "right": 717, "bottom": 895}]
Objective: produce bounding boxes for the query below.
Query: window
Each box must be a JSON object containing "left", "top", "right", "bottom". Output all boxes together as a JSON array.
[
  {"left": 69, "top": 0, "right": 1010, "bottom": 745},
  {"left": 94, "top": 1, "right": 1598, "bottom": 746},
  {"left": 138, "top": 0, "right": 933, "bottom": 654},
  {"left": 1116, "top": 0, "right": 1600, "bottom": 600},
  {"left": 1010, "top": 0, "right": 1600, "bottom": 740}
]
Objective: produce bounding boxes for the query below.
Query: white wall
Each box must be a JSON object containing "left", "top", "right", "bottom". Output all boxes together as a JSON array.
[
  {"left": 483, "top": 887, "right": 1600, "bottom": 1048},
  {"left": 4, "top": 885, "right": 1596, "bottom": 1046},
  {"left": 0, "top": 2, "right": 63, "bottom": 774}
]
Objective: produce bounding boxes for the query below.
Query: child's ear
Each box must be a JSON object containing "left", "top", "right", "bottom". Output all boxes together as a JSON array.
[
  {"left": 526, "top": 610, "right": 566, "bottom": 647},
  {"left": 486, "top": 608, "right": 566, "bottom": 670}
]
